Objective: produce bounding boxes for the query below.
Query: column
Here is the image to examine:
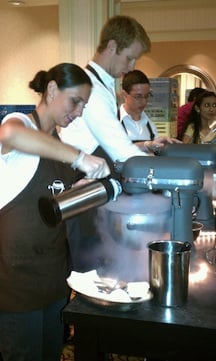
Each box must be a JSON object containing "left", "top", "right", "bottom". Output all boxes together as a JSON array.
[{"left": 59, "top": 0, "right": 120, "bottom": 67}]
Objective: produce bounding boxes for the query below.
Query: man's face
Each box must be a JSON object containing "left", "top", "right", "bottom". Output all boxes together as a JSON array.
[
  {"left": 123, "top": 83, "right": 151, "bottom": 117},
  {"left": 109, "top": 41, "right": 144, "bottom": 78}
]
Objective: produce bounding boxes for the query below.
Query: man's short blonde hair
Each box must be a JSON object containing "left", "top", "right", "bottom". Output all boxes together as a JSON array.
[{"left": 97, "top": 15, "right": 151, "bottom": 55}]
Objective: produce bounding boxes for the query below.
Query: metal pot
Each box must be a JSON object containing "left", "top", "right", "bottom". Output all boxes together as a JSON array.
[{"left": 100, "top": 192, "right": 171, "bottom": 250}]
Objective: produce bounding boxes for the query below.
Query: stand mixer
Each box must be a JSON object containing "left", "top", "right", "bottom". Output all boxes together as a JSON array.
[
  {"left": 160, "top": 144, "right": 216, "bottom": 230},
  {"left": 114, "top": 156, "right": 204, "bottom": 244}
]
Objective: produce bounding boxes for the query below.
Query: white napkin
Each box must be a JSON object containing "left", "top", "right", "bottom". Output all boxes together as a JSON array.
[
  {"left": 67, "top": 270, "right": 100, "bottom": 295},
  {"left": 67, "top": 270, "right": 151, "bottom": 303}
]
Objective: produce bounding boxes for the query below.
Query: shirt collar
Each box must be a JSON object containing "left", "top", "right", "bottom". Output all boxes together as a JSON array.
[
  {"left": 88, "top": 60, "right": 115, "bottom": 90},
  {"left": 119, "top": 104, "right": 129, "bottom": 122},
  {"left": 119, "top": 104, "right": 149, "bottom": 124}
]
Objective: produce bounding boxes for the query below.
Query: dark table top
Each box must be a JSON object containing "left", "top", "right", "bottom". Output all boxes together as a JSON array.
[{"left": 63, "top": 233, "right": 216, "bottom": 361}]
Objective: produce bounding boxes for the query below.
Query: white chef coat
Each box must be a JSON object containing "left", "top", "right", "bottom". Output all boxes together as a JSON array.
[
  {"left": 60, "top": 61, "right": 147, "bottom": 162},
  {"left": 119, "top": 104, "right": 158, "bottom": 141}
]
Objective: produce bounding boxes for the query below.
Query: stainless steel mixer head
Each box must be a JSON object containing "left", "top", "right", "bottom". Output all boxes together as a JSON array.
[
  {"left": 114, "top": 156, "right": 204, "bottom": 194},
  {"left": 160, "top": 144, "right": 216, "bottom": 169},
  {"left": 114, "top": 156, "right": 204, "bottom": 242},
  {"left": 160, "top": 144, "right": 216, "bottom": 230}
]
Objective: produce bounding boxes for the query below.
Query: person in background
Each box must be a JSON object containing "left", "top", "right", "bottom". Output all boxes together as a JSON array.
[
  {"left": 178, "top": 90, "right": 216, "bottom": 144},
  {"left": 0, "top": 63, "right": 110, "bottom": 361},
  {"left": 120, "top": 70, "right": 180, "bottom": 153},
  {"left": 177, "top": 87, "right": 205, "bottom": 137}
]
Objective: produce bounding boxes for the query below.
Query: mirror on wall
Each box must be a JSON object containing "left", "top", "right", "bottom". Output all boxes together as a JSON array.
[{"left": 160, "top": 65, "right": 216, "bottom": 106}]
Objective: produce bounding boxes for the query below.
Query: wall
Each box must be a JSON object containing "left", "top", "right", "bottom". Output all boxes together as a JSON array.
[
  {"left": 136, "top": 40, "right": 216, "bottom": 81},
  {"left": 121, "top": 0, "right": 216, "bottom": 89},
  {"left": 0, "top": 2, "right": 59, "bottom": 105},
  {"left": 0, "top": 0, "right": 215, "bottom": 105}
]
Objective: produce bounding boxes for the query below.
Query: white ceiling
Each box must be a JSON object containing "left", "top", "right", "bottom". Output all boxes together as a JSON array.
[
  {"left": 9, "top": 0, "right": 58, "bottom": 6},
  {"left": 8, "top": 0, "right": 214, "bottom": 7},
  {"left": 9, "top": 0, "right": 165, "bottom": 6}
]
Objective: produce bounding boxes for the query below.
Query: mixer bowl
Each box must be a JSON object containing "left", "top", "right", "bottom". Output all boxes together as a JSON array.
[{"left": 101, "top": 192, "right": 172, "bottom": 250}]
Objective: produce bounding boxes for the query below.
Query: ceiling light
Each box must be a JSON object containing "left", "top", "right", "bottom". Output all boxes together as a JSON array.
[{"left": 8, "top": 0, "right": 26, "bottom": 6}]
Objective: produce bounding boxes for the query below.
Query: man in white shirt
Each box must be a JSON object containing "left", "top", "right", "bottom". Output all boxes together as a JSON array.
[
  {"left": 60, "top": 15, "right": 153, "bottom": 164},
  {"left": 120, "top": 70, "right": 157, "bottom": 142},
  {"left": 119, "top": 70, "right": 178, "bottom": 154},
  {"left": 60, "top": 16, "right": 176, "bottom": 277}
]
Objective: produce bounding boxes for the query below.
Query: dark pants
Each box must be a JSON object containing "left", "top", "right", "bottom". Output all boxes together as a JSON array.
[{"left": 0, "top": 298, "right": 67, "bottom": 361}]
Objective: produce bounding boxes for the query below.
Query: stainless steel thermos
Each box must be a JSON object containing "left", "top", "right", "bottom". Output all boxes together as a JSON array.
[{"left": 39, "top": 178, "right": 122, "bottom": 227}]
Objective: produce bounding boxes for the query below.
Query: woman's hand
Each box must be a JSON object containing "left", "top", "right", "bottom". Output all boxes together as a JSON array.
[{"left": 74, "top": 152, "right": 110, "bottom": 178}]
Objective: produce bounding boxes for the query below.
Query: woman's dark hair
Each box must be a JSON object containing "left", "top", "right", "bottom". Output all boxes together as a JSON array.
[
  {"left": 29, "top": 63, "right": 92, "bottom": 95},
  {"left": 179, "top": 90, "right": 216, "bottom": 143},
  {"left": 187, "top": 87, "right": 205, "bottom": 102},
  {"left": 122, "top": 70, "right": 150, "bottom": 93}
]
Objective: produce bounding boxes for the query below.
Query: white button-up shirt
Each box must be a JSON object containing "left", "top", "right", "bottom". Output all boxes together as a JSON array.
[
  {"left": 60, "top": 61, "right": 147, "bottom": 162},
  {"left": 119, "top": 104, "right": 158, "bottom": 141}
]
